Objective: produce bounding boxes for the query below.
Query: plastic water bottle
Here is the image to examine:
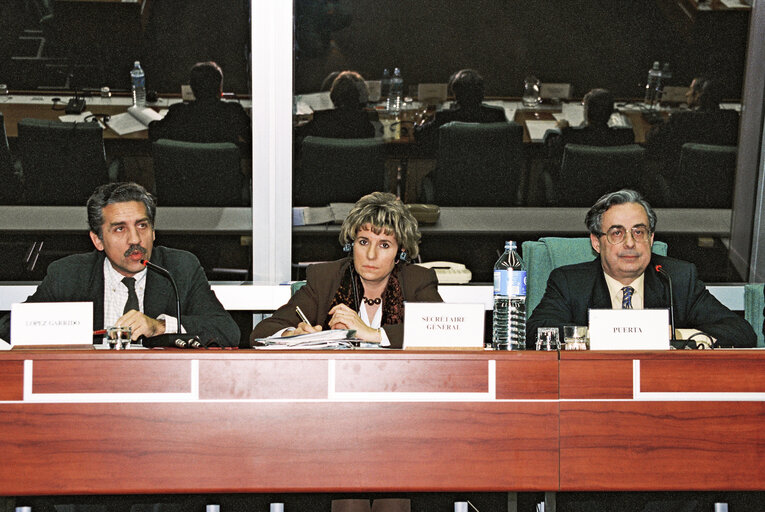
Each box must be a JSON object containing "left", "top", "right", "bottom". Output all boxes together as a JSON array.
[
  {"left": 381, "top": 68, "right": 391, "bottom": 99},
  {"left": 130, "top": 61, "right": 146, "bottom": 108},
  {"left": 655, "top": 62, "right": 672, "bottom": 105},
  {"left": 492, "top": 241, "right": 527, "bottom": 350},
  {"left": 643, "top": 61, "right": 661, "bottom": 107},
  {"left": 387, "top": 67, "right": 403, "bottom": 113}
]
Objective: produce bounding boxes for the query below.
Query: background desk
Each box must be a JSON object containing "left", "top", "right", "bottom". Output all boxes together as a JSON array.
[{"left": 0, "top": 350, "right": 762, "bottom": 496}]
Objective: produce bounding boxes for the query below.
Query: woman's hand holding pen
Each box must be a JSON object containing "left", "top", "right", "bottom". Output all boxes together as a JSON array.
[{"left": 282, "top": 306, "right": 323, "bottom": 337}]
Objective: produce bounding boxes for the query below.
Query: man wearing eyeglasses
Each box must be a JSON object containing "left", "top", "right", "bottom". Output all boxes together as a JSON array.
[{"left": 527, "top": 189, "right": 756, "bottom": 349}]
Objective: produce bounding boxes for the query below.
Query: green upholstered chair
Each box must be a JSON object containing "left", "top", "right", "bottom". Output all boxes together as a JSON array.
[
  {"left": 557, "top": 144, "right": 645, "bottom": 206},
  {"left": 17, "top": 118, "right": 109, "bottom": 205},
  {"left": 744, "top": 283, "right": 764, "bottom": 347},
  {"left": 431, "top": 121, "right": 525, "bottom": 206},
  {"left": 670, "top": 143, "right": 738, "bottom": 208},
  {"left": 522, "top": 237, "right": 668, "bottom": 320},
  {"left": 152, "top": 139, "right": 244, "bottom": 206},
  {"left": 295, "top": 136, "right": 386, "bottom": 207},
  {"left": 291, "top": 280, "right": 307, "bottom": 295}
]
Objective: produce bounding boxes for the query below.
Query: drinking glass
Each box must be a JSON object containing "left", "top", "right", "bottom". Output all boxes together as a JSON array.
[
  {"left": 106, "top": 326, "right": 132, "bottom": 350},
  {"left": 563, "top": 325, "right": 589, "bottom": 350},
  {"left": 536, "top": 327, "right": 560, "bottom": 351}
]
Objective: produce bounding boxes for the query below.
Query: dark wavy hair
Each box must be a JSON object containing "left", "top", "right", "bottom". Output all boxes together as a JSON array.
[
  {"left": 190, "top": 61, "right": 223, "bottom": 100},
  {"left": 449, "top": 69, "right": 485, "bottom": 107},
  {"left": 585, "top": 189, "right": 657, "bottom": 235},
  {"left": 87, "top": 182, "right": 157, "bottom": 238}
]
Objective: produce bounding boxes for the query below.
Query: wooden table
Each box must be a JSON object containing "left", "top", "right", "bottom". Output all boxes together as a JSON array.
[{"left": 0, "top": 349, "right": 763, "bottom": 496}]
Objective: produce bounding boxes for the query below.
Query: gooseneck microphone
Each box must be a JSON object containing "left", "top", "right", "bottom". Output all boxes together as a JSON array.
[
  {"left": 140, "top": 259, "right": 201, "bottom": 348},
  {"left": 655, "top": 264, "right": 678, "bottom": 347}
]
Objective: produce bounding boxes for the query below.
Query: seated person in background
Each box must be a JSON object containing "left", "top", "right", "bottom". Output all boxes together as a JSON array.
[
  {"left": 527, "top": 189, "right": 756, "bottom": 349},
  {"left": 543, "top": 88, "right": 634, "bottom": 168},
  {"left": 415, "top": 68, "right": 507, "bottom": 153},
  {"left": 645, "top": 76, "right": 739, "bottom": 174},
  {"left": 296, "top": 70, "right": 376, "bottom": 139},
  {"left": 148, "top": 61, "right": 251, "bottom": 150},
  {"left": 250, "top": 192, "right": 442, "bottom": 348},
  {"left": 0, "top": 182, "right": 240, "bottom": 346}
]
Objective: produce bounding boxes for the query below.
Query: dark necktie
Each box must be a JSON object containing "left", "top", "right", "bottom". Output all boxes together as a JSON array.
[
  {"left": 621, "top": 286, "right": 634, "bottom": 309},
  {"left": 122, "top": 277, "right": 139, "bottom": 314}
]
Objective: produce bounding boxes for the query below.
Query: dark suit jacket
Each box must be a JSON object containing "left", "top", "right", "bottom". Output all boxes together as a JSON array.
[
  {"left": 645, "top": 109, "right": 739, "bottom": 171},
  {"left": 527, "top": 254, "right": 756, "bottom": 349},
  {"left": 544, "top": 124, "right": 635, "bottom": 167},
  {"left": 148, "top": 98, "right": 252, "bottom": 151},
  {"left": 415, "top": 103, "right": 508, "bottom": 156},
  {"left": 296, "top": 108, "right": 376, "bottom": 139},
  {"left": 250, "top": 258, "right": 442, "bottom": 348},
  {"left": 0, "top": 246, "right": 240, "bottom": 346}
]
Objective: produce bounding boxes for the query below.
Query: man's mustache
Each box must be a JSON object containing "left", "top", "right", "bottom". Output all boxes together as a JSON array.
[{"left": 124, "top": 244, "right": 147, "bottom": 258}]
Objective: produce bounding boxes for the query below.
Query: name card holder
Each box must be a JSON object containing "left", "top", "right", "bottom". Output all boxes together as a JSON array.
[
  {"left": 11, "top": 302, "right": 94, "bottom": 348},
  {"left": 403, "top": 302, "right": 484, "bottom": 350},
  {"left": 588, "top": 308, "right": 670, "bottom": 350}
]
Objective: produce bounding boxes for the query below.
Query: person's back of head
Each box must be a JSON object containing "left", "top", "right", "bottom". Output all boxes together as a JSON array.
[
  {"left": 329, "top": 70, "right": 368, "bottom": 110},
  {"left": 584, "top": 88, "right": 614, "bottom": 127},
  {"left": 190, "top": 61, "right": 223, "bottom": 101},
  {"left": 689, "top": 76, "right": 722, "bottom": 111},
  {"left": 320, "top": 71, "right": 341, "bottom": 92},
  {"left": 449, "top": 69, "right": 485, "bottom": 108}
]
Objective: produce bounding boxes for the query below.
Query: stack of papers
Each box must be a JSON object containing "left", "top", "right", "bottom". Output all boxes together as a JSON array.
[
  {"left": 254, "top": 329, "right": 357, "bottom": 349},
  {"left": 106, "top": 106, "right": 167, "bottom": 135}
]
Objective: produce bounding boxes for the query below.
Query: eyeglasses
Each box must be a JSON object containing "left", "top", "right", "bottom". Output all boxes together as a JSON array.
[{"left": 597, "top": 226, "right": 651, "bottom": 245}]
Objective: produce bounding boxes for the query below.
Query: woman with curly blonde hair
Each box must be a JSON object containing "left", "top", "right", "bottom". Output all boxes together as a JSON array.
[{"left": 250, "top": 192, "right": 442, "bottom": 347}]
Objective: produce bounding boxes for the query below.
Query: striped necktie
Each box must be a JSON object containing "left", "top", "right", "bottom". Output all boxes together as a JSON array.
[{"left": 621, "top": 286, "right": 634, "bottom": 309}]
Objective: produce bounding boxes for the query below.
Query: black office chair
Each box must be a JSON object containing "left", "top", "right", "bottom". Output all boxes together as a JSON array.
[
  {"left": 429, "top": 121, "right": 524, "bottom": 206},
  {"left": 17, "top": 118, "right": 109, "bottom": 205},
  {"left": 667, "top": 143, "right": 738, "bottom": 208},
  {"left": 295, "top": 136, "right": 387, "bottom": 207},
  {"left": 152, "top": 139, "right": 245, "bottom": 206},
  {"left": 0, "top": 113, "right": 21, "bottom": 205},
  {"left": 557, "top": 143, "right": 645, "bottom": 206}
]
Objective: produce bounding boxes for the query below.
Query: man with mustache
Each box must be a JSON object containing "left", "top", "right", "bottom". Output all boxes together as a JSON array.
[
  {"left": 526, "top": 189, "right": 756, "bottom": 349},
  {"left": 0, "top": 182, "right": 240, "bottom": 346}
]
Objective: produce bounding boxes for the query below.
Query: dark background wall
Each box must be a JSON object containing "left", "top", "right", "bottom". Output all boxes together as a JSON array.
[{"left": 294, "top": 0, "right": 750, "bottom": 99}]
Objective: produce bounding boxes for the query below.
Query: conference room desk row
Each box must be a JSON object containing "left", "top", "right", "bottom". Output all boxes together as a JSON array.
[{"left": 0, "top": 349, "right": 762, "bottom": 496}]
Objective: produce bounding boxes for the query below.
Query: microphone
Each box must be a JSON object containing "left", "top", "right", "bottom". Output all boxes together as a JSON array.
[
  {"left": 655, "top": 264, "right": 681, "bottom": 348},
  {"left": 139, "top": 259, "right": 202, "bottom": 349}
]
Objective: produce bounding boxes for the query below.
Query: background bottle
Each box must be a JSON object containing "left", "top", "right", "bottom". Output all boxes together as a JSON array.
[
  {"left": 130, "top": 60, "right": 146, "bottom": 108},
  {"left": 387, "top": 67, "right": 403, "bottom": 112},
  {"left": 655, "top": 62, "right": 671, "bottom": 105},
  {"left": 643, "top": 61, "right": 660, "bottom": 107},
  {"left": 492, "top": 241, "right": 527, "bottom": 350},
  {"left": 381, "top": 68, "right": 391, "bottom": 100}
]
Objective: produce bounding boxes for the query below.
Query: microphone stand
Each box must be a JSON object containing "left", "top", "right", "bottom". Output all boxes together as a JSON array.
[
  {"left": 655, "top": 265, "right": 682, "bottom": 348},
  {"left": 140, "top": 259, "right": 202, "bottom": 348}
]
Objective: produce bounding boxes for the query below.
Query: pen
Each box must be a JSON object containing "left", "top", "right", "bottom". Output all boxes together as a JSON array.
[
  {"left": 295, "top": 306, "right": 311, "bottom": 327},
  {"left": 93, "top": 329, "right": 106, "bottom": 336}
]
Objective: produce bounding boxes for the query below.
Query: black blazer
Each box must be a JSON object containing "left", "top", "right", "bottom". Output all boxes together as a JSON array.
[
  {"left": 0, "top": 246, "right": 240, "bottom": 346},
  {"left": 527, "top": 254, "right": 756, "bottom": 349}
]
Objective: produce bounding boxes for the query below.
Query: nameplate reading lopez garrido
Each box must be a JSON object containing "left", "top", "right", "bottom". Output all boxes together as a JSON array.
[
  {"left": 11, "top": 302, "right": 93, "bottom": 347},
  {"left": 403, "top": 302, "right": 484, "bottom": 349},
  {"left": 588, "top": 308, "right": 670, "bottom": 350}
]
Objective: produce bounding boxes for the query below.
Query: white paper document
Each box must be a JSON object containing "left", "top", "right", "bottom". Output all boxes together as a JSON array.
[
  {"left": 254, "top": 329, "right": 357, "bottom": 349},
  {"left": 106, "top": 106, "right": 166, "bottom": 135},
  {"left": 525, "top": 120, "right": 558, "bottom": 143}
]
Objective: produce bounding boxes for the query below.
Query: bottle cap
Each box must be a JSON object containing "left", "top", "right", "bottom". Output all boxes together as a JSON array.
[
  {"left": 206, "top": 505, "right": 220, "bottom": 512},
  {"left": 454, "top": 502, "right": 468, "bottom": 512},
  {"left": 270, "top": 503, "right": 284, "bottom": 512}
]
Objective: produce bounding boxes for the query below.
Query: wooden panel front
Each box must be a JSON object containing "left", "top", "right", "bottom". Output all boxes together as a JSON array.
[
  {"left": 334, "top": 359, "right": 487, "bottom": 393},
  {"left": 199, "top": 359, "right": 328, "bottom": 399},
  {"left": 0, "top": 401, "right": 558, "bottom": 495},
  {"left": 496, "top": 359, "right": 558, "bottom": 399},
  {"left": 0, "top": 361, "right": 23, "bottom": 400},
  {"left": 641, "top": 359, "right": 765, "bottom": 393},
  {"left": 560, "top": 401, "right": 765, "bottom": 490},
  {"left": 32, "top": 359, "right": 191, "bottom": 394},
  {"left": 559, "top": 360, "right": 633, "bottom": 399}
]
